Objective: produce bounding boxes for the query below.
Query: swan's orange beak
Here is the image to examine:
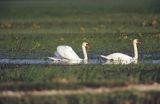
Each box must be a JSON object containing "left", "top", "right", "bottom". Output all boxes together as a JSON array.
[
  {"left": 86, "top": 43, "right": 90, "bottom": 48},
  {"left": 137, "top": 41, "right": 141, "bottom": 44}
]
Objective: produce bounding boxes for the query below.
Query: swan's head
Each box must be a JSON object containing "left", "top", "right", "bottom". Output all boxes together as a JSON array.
[
  {"left": 82, "top": 42, "right": 90, "bottom": 48},
  {"left": 133, "top": 39, "right": 140, "bottom": 44}
]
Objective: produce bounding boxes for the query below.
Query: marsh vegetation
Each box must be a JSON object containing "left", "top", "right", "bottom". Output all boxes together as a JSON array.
[{"left": 0, "top": 0, "right": 160, "bottom": 104}]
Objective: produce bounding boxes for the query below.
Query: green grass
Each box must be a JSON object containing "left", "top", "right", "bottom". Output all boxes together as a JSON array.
[
  {"left": 0, "top": 64, "right": 159, "bottom": 91},
  {"left": 0, "top": 0, "right": 160, "bottom": 103},
  {"left": 0, "top": 17, "right": 160, "bottom": 58},
  {"left": 0, "top": 0, "right": 160, "bottom": 58},
  {"left": 0, "top": 91, "right": 160, "bottom": 104},
  {"left": 0, "top": 0, "right": 160, "bottom": 19},
  {"left": 1, "top": 32, "right": 160, "bottom": 59}
]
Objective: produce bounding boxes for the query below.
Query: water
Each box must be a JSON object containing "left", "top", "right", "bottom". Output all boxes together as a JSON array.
[
  {"left": 142, "top": 60, "right": 160, "bottom": 64},
  {"left": 0, "top": 52, "right": 159, "bottom": 65},
  {"left": 0, "top": 58, "right": 159, "bottom": 65},
  {"left": 0, "top": 59, "right": 51, "bottom": 65}
]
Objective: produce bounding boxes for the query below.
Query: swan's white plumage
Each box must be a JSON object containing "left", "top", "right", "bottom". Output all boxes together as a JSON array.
[
  {"left": 101, "top": 53, "right": 132, "bottom": 61},
  {"left": 101, "top": 39, "right": 139, "bottom": 64},
  {"left": 101, "top": 53, "right": 133, "bottom": 64},
  {"left": 54, "top": 45, "right": 81, "bottom": 60},
  {"left": 48, "top": 42, "right": 89, "bottom": 63}
]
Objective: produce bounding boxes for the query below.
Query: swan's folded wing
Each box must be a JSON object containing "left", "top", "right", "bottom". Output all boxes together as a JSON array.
[
  {"left": 48, "top": 57, "right": 60, "bottom": 61},
  {"left": 100, "top": 55, "right": 111, "bottom": 59},
  {"left": 57, "top": 45, "right": 81, "bottom": 60},
  {"left": 105, "top": 53, "right": 133, "bottom": 61}
]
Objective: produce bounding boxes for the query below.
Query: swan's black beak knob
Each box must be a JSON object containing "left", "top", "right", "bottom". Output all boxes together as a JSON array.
[{"left": 137, "top": 40, "right": 141, "bottom": 44}]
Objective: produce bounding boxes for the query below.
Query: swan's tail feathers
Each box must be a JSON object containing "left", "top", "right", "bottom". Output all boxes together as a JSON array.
[
  {"left": 48, "top": 57, "right": 60, "bottom": 61},
  {"left": 100, "top": 55, "right": 112, "bottom": 60},
  {"left": 100, "top": 55, "right": 108, "bottom": 59}
]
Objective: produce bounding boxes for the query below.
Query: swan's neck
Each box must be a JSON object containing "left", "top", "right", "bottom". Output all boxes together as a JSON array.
[
  {"left": 133, "top": 42, "right": 138, "bottom": 60},
  {"left": 82, "top": 46, "right": 88, "bottom": 60}
]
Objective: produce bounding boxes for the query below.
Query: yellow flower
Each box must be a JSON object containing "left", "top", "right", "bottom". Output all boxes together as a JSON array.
[
  {"left": 123, "top": 35, "right": 128, "bottom": 39},
  {"left": 151, "top": 19, "right": 157, "bottom": 27},
  {"left": 6, "top": 23, "right": 12, "bottom": 28},
  {"left": 80, "top": 26, "right": 85, "bottom": 33},
  {"left": 2, "top": 21, "right": 12, "bottom": 28},
  {"left": 93, "top": 27, "right": 99, "bottom": 32},
  {"left": 32, "top": 23, "right": 40, "bottom": 29},
  {"left": 32, "top": 42, "right": 41, "bottom": 50},
  {"left": 60, "top": 37, "right": 64, "bottom": 41}
]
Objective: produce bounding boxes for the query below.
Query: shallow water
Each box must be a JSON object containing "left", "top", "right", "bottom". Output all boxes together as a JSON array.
[
  {"left": 0, "top": 59, "right": 51, "bottom": 65},
  {"left": 0, "top": 58, "right": 160, "bottom": 65},
  {"left": 0, "top": 52, "right": 160, "bottom": 65},
  {"left": 142, "top": 60, "right": 160, "bottom": 64}
]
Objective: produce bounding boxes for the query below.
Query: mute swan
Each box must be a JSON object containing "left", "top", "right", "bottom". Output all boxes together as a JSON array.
[
  {"left": 101, "top": 39, "right": 140, "bottom": 64},
  {"left": 48, "top": 42, "right": 89, "bottom": 63}
]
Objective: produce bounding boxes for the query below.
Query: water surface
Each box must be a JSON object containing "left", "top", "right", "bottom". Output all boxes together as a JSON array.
[{"left": 0, "top": 58, "right": 159, "bottom": 65}]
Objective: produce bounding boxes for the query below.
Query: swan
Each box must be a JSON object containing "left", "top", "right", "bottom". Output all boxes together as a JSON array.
[
  {"left": 101, "top": 39, "right": 140, "bottom": 64},
  {"left": 48, "top": 42, "right": 89, "bottom": 64}
]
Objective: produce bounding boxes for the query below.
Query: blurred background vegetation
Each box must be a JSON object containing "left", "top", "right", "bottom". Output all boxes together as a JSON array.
[{"left": 0, "top": 0, "right": 160, "bottom": 19}]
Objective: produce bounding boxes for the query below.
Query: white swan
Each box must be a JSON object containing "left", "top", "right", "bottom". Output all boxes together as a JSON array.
[
  {"left": 48, "top": 42, "right": 89, "bottom": 64},
  {"left": 101, "top": 39, "right": 140, "bottom": 64}
]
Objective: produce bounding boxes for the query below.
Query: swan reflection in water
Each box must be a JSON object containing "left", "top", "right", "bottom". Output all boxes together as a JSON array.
[
  {"left": 49, "top": 58, "right": 138, "bottom": 65},
  {"left": 50, "top": 59, "right": 88, "bottom": 65}
]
